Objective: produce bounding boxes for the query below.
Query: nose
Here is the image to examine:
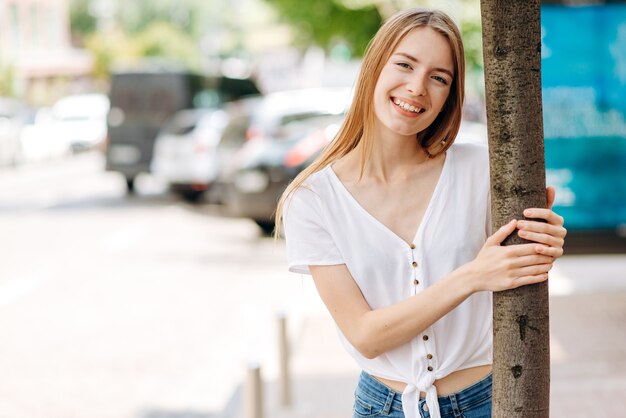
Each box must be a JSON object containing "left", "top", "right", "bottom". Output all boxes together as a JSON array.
[{"left": 406, "top": 73, "right": 428, "bottom": 96}]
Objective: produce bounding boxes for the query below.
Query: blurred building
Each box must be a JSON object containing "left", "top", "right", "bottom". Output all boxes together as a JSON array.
[{"left": 0, "top": 0, "right": 93, "bottom": 104}]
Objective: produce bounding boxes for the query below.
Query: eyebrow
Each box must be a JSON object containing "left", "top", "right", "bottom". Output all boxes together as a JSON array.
[{"left": 393, "top": 52, "right": 454, "bottom": 78}]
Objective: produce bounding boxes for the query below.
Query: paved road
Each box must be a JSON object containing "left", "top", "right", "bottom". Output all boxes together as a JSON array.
[
  {"left": 0, "top": 153, "right": 625, "bottom": 418},
  {"left": 0, "top": 153, "right": 316, "bottom": 418}
]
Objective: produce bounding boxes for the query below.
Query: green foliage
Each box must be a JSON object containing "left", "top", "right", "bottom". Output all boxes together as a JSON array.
[
  {"left": 263, "top": 0, "right": 382, "bottom": 56},
  {"left": 0, "top": 65, "right": 15, "bottom": 97},
  {"left": 84, "top": 29, "right": 140, "bottom": 80},
  {"left": 69, "top": 0, "right": 97, "bottom": 38},
  {"left": 83, "top": 21, "right": 199, "bottom": 80},
  {"left": 460, "top": 18, "right": 484, "bottom": 72},
  {"left": 134, "top": 22, "right": 201, "bottom": 70},
  {"left": 116, "top": 0, "right": 200, "bottom": 37}
]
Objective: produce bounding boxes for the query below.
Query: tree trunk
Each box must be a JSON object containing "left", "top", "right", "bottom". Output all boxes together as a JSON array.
[{"left": 480, "top": 1, "right": 550, "bottom": 417}]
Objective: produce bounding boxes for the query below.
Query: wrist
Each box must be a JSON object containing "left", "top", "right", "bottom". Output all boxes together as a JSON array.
[{"left": 452, "top": 262, "right": 480, "bottom": 295}]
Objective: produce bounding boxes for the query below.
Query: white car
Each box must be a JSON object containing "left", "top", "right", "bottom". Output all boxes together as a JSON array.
[
  {"left": 151, "top": 97, "right": 261, "bottom": 202},
  {"left": 19, "top": 107, "right": 70, "bottom": 162},
  {"left": 150, "top": 108, "right": 230, "bottom": 201},
  {"left": 51, "top": 94, "right": 110, "bottom": 152},
  {"left": 0, "top": 97, "right": 29, "bottom": 167}
]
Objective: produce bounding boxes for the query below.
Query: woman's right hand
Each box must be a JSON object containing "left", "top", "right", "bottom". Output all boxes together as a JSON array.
[{"left": 466, "top": 219, "right": 554, "bottom": 292}]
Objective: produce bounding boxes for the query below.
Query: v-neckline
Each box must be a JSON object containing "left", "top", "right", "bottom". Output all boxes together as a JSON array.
[{"left": 326, "top": 148, "right": 452, "bottom": 247}]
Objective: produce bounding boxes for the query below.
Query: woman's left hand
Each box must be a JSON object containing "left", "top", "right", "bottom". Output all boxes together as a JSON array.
[{"left": 516, "top": 186, "right": 567, "bottom": 259}]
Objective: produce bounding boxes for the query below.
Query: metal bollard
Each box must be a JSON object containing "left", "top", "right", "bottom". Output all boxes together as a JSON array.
[
  {"left": 277, "top": 313, "right": 292, "bottom": 407},
  {"left": 245, "top": 363, "right": 264, "bottom": 418}
]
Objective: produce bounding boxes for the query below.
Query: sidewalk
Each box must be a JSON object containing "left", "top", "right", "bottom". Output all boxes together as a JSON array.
[{"left": 232, "top": 255, "right": 626, "bottom": 418}]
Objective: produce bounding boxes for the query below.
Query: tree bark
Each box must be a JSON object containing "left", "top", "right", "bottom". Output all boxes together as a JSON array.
[{"left": 480, "top": 1, "right": 550, "bottom": 417}]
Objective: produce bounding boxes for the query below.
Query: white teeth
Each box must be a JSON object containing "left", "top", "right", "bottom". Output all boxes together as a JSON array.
[{"left": 393, "top": 98, "right": 422, "bottom": 114}]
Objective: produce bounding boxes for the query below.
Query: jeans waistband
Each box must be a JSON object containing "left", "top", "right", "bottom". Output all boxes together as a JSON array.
[
  {"left": 430, "top": 372, "right": 492, "bottom": 411},
  {"left": 356, "top": 372, "right": 404, "bottom": 414},
  {"left": 359, "top": 371, "right": 492, "bottom": 412}
]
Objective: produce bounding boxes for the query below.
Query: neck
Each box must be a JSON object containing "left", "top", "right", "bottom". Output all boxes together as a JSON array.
[{"left": 352, "top": 128, "right": 432, "bottom": 183}]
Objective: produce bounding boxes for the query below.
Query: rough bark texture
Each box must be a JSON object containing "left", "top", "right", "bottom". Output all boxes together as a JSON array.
[{"left": 480, "top": 1, "right": 550, "bottom": 417}]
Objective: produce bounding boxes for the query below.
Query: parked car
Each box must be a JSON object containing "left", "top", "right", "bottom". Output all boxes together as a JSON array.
[
  {"left": 243, "top": 87, "right": 351, "bottom": 143},
  {"left": 51, "top": 93, "right": 110, "bottom": 153},
  {"left": 18, "top": 107, "right": 69, "bottom": 163},
  {"left": 105, "top": 66, "right": 260, "bottom": 192},
  {"left": 214, "top": 88, "right": 352, "bottom": 233},
  {"left": 150, "top": 96, "right": 261, "bottom": 201},
  {"left": 219, "top": 111, "right": 346, "bottom": 234},
  {"left": 0, "top": 97, "right": 29, "bottom": 167}
]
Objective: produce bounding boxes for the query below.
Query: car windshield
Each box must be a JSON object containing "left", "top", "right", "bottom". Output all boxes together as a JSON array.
[
  {"left": 161, "top": 111, "right": 212, "bottom": 136},
  {"left": 274, "top": 113, "right": 345, "bottom": 141}
]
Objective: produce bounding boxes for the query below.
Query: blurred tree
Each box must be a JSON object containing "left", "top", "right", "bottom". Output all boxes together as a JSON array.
[
  {"left": 83, "top": 22, "right": 200, "bottom": 80},
  {"left": 71, "top": 0, "right": 203, "bottom": 81},
  {"left": 460, "top": 18, "right": 484, "bottom": 72},
  {"left": 69, "top": 0, "right": 98, "bottom": 41},
  {"left": 262, "top": 0, "right": 383, "bottom": 56},
  {"left": 134, "top": 22, "right": 202, "bottom": 70},
  {"left": 83, "top": 29, "right": 140, "bottom": 80},
  {"left": 115, "top": 0, "right": 208, "bottom": 38},
  {"left": 0, "top": 65, "right": 15, "bottom": 97},
  {"left": 263, "top": 0, "right": 485, "bottom": 70}
]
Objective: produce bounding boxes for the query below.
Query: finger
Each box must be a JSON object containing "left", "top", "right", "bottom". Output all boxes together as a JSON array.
[
  {"left": 546, "top": 186, "right": 556, "bottom": 210},
  {"left": 512, "top": 273, "right": 549, "bottom": 288},
  {"left": 535, "top": 245, "right": 564, "bottom": 258},
  {"left": 485, "top": 219, "right": 517, "bottom": 246},
  {"left": 511, "top": 254, "right": 554, "bottom": 268},
  {"left": 507, "top": 243, "right": 548, "bottom": 256},
  {"left": 523, "top": 208, "right": 564, "bottom": 226},
  {"left": 516, "top": 263, "right": 553, "bottom": 278},
  {"left": 518, "top": 230, "right": 565, "bottom": 248},
  {"left": 517, "top": 220, "right": 567, "bottom": 238}
]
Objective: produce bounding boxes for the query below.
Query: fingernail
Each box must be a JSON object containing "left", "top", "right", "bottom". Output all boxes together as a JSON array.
[
  {"left": 517, "top": 221, "right": 526, "bottom": 228},
  {"left": 524, "top": 209, "right": 533, "bottom": 216}
]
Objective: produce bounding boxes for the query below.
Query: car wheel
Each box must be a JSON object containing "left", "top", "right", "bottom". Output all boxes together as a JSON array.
[
  {"left": 182, "top": 190, "right": 204, "bottom": 203},
  {"left": 254, "top": 220, "right": 275, "bottom": 236},
  {"left": 126, "top": 177, "right": 135, "bottom": 193}
]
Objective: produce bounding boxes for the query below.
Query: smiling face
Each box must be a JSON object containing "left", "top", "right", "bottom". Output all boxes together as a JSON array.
[{"left": 372, "top": 26, "right": 455, "bottom": 141}]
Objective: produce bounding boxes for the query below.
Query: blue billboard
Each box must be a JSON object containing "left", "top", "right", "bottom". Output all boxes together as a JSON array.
[{"left": 541, "top": 5, "right": 626, "bottom": 230}]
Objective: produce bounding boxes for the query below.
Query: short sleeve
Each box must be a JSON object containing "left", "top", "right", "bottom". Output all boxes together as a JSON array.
[{"left": 283, "top": 186, "right": 344, "bottom": 275}]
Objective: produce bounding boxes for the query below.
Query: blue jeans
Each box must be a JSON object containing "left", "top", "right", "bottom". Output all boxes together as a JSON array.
[{"left": 353, "top": 371, "right": 492, "bottom": 418}]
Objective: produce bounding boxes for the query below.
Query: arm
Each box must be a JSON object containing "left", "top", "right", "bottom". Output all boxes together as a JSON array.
[
  {"left": 311, "top": 262, "right": 474, "bottom": 359},
  {"left": 310, "top": 220, "right": 555, "bottom": 359}
]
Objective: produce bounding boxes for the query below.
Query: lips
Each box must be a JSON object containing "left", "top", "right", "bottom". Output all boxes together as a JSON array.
[{"left": 392, "top": 97, "right": 426, "bottom": 114}]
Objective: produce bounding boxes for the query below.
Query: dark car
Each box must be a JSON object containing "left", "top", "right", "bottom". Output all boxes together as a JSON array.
[
  {"left": 105, "top": 65, "right": 260, "bottom": 192},
  {"left": 220, "top": 113, "right": 345, "bottom": 235}
]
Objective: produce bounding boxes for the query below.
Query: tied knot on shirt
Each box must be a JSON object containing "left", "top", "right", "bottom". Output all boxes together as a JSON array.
[{"left": 402, "top": 373, "right": 441, "bottom": 418}]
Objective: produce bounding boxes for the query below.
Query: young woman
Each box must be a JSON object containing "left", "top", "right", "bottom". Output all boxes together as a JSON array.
[{"left": 276, "top": 8, "right": 566, "bottom": 418}]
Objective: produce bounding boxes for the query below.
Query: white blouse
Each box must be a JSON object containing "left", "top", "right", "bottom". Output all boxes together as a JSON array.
[{"left": 283, "top": 143, "right": 493, "bottom": 418}]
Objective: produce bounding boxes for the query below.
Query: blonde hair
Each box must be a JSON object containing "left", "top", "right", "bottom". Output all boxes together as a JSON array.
[{"left": 275, "top": 8, "right": 465, "bottom": 236}]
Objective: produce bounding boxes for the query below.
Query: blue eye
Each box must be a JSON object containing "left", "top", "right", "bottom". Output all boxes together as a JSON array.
[{"left": 396, "top": 62, "right": 412, "bottom": 70}]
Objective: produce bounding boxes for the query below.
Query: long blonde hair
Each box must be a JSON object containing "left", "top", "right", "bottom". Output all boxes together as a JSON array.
[{"left": 275, "top": 8, "right": 465, "bottom": 235}]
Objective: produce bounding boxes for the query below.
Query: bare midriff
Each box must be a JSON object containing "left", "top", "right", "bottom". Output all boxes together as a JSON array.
[{"left": 373, "top": 364, "right": 492, "bottom": 397}]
